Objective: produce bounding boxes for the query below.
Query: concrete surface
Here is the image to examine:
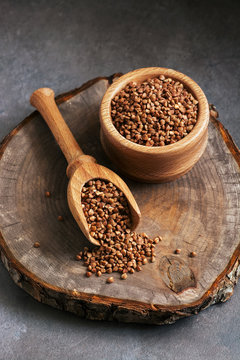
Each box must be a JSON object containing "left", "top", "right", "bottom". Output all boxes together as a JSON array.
[{"left": 0, "top": 0, "right": 239, "bottom": 359}]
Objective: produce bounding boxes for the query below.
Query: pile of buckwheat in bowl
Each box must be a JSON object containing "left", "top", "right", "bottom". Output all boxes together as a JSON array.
[
  {"left": 111, "top": 75, "right": 198, "bottom": 147},
  {"left": 76, "top": 179, "right": 162, "bottom": 283}
]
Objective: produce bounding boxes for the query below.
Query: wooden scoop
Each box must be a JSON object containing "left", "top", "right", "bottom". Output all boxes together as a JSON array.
[{"left": 30, "top": 88, "right": 141, "bottom": 246}]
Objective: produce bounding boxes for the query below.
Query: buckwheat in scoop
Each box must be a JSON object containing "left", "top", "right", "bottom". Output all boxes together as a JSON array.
[
  {"left": 76, "top": 179, "right": 162, "bottom": 282},
  {"left": 111, "top": 75, "right": 198, "bottom": 146}
]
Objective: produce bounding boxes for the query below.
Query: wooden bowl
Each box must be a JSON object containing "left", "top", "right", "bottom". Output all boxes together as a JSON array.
[{"left": 100, "top": 67, "right": 209, "bottom": 183}]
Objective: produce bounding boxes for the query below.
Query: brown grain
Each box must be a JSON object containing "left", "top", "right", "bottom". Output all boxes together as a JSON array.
[
  {"left": 121, "top": 273, "right": 128, "bottom": 280},
  {"left": 189, "top": 251, "right": 197, "bottom": 258},
  {"left": 77, "top": 179, "right": 162, "bottom": 282},
  {"left": 111, "top": 76, "right": 198, "bottom": 147},
  {"left": 174, "top": 249, "right": 181, "bottom": 254}
]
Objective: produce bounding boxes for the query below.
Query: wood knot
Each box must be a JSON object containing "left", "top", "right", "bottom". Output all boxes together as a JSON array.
[{"left": 159, "top": 255, "right": 196, "bottom": 293}]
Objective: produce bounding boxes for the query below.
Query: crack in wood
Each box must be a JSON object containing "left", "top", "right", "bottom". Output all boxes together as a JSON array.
[{"left": 2, "top": 221, "right": 21, "bottom": 229}]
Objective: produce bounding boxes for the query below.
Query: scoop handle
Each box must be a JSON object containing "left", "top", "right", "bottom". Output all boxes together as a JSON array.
[{"left": 30, "top": 88, "right": 84, "bottom": 164}]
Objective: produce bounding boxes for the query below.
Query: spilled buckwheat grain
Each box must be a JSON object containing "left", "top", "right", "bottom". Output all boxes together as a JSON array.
[
  {"left": 76, "top": 179, "right": 162, "bottom": 282},
  {"left": 111, "top": 75, "right": 198, "bottom": 146}
]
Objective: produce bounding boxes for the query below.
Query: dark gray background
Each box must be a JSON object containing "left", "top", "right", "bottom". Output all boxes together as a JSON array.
[{"left": 0, "top": 0, "right": 239, "bottom": 359}]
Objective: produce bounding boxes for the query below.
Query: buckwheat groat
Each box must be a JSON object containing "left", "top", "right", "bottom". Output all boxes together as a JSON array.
[
  {"left": 111, "top": 75, "right": 198, "bottom": 146},
  {"left": 76, "top": 179, "right": 162, "bottom": 282}
]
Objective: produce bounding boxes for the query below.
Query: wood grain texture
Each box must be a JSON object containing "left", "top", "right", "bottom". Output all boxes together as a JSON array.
[
  {"left": 0, "top": 76, "right": 239, "bottom": 325},
  {"left": 30, "top": 88, "right": 85, "bottom": 164},
  {"left": 30, "top": 87, "right": 140, "bottom": 246},
  {"left": 100, "top": 68, "right": 209, "bottom": 183}
]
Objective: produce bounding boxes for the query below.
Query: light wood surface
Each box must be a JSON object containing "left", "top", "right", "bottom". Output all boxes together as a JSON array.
[
  {"left": 100, "top": 67, "right": 209, "bottom": 183},
  {"left": 0, "top": 76, "right": 239, "bottom": 325},
  {"left": 30, "top": 88, "right": 140, "bottom": 245},
  {"left": 30, "top": 88, "right": 84, "bottom": 164}
]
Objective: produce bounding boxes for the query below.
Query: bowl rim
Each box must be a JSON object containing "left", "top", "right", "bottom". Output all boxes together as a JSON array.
[{"left": 100, "top": 67, "right": 209, "bottom": 154}]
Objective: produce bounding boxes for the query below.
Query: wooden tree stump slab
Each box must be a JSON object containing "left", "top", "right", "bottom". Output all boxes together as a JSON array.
[{"left": 0, "top": 75, "right": 239, "bottom": 325}]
